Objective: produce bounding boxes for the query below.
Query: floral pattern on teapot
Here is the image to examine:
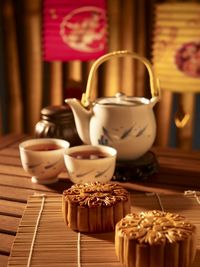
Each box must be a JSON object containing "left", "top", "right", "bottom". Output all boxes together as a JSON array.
[
  {"left": 65, "top": 50, "right": 160, "bottom": 160},
  {"left": 98, "top": 124, "right": 148, "bottom": 146}
]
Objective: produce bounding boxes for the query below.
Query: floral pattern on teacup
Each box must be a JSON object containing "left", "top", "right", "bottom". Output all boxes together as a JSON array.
[
  {"left": 71, "top": 165, "right": 112, "bottom": 179},
  {"left": 24, "top": 157, "right": 63, "bottom": 174}
]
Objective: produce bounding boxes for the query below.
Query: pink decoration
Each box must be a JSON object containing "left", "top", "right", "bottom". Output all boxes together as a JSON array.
[
  {"left": 43, "top": 0, "right": 108, "bottom": 61},
  {"left": 175, "top": 42, "right": 200, "bottom": 78}
]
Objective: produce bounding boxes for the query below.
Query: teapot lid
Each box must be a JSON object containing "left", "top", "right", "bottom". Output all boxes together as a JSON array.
[{"left": 95, "top": 92, "right": 149, "bottom": 106}]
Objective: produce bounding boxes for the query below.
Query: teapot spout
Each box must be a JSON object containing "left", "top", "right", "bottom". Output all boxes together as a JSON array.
[{"left": 65, "top": 98, "right": 92, "bottom": 144}]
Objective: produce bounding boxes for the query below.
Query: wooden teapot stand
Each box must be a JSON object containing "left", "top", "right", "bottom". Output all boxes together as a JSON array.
[{"left": 112, "top": 151, "right": 159, "bottom": 182}]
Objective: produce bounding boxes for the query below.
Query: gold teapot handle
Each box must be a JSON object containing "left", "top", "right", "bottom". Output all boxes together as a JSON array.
[{"left": 81, "top": 50, "right": 161, "bottom": 107}]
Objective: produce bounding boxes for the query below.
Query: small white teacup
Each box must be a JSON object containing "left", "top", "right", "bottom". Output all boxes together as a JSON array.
[
  {"left": 19, "top": 138, "right": 70, "bottom": 184},
  {"left": 64, "top": 145, "right": 117, "bottom": 184}
]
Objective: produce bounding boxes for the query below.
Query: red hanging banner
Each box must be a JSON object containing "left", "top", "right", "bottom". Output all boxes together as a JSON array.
[{"left": 43, "top": 0, "right": 108, "bottom": 61}]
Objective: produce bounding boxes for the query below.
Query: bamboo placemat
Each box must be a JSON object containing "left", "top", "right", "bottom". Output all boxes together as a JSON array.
[{"left": 8, "top": 191, "right": 200, "bottom": 267}]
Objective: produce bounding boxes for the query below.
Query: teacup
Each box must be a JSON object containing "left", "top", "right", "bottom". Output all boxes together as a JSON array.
[
  {"left": 64, "top": 145, "right": 117, "bottom": 184},
  {"left": 19, "top": 138, "right": 70, "bottom": 184}
]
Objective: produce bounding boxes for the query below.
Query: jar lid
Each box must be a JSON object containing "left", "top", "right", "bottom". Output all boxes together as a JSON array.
[{"left": 41, "top": 105, "right": 73, "bottom": 119}]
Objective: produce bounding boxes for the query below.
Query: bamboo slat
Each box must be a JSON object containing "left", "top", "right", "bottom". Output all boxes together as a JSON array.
[
  {"left": 67, "top": 61, "right": 82, "bottom": 82},
  {"left": 103, "top": 0, "right": 121, "bottom": 97},
  {"left": 7, "top": 193, "right": 200, "bottom": 267},
  {"left": 66, "top": 61, "right": 82, "bottom": 97},
  {"left": 2, "top": 0, "right": 23, "bottom": 133},
  {"left": 176, "top": 93, "right": 195, "bottom": 150},
  {"left": 65, "top": 61, "right": 85, "bottom": 101},
  {"left": 155, "top": 90, "right": 173, "bottom": 147},
  {"left": 135, "top": 0, "right": 146, "bottom": 98},
  {"left": 49, "top": 62, "right": 63, "bottom": 106},
  {"left": 120, "top": 0, "right": 135, "bottom": 96},
  {"left": 23, "top": 0, "right": 42, "bottom": 134}
]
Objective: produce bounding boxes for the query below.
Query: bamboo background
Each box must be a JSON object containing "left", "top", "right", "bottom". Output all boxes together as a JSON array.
[{"left": 0, "top": 0, "right": 200, "bottom": 150}]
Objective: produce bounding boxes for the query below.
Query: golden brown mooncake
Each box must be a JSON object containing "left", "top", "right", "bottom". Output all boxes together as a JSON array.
[
  {"left": 115, "top": 210, "right": 197, "bottom": 267},
  {"left": 62, "top": 182, "right": 131, "bottom": 233}
]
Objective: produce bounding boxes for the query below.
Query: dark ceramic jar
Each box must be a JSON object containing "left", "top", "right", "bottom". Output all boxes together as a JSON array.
[{"left": 35, "top": 105, "right": 82, "bottom": 146}]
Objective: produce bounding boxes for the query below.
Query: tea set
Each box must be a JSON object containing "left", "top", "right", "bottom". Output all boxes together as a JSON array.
[
  {"left": 19, "top": 138, "right": 70, "bottom": 184},
  {"left": 19, "top": 50, "right": 160, "bottom": 185},
  {"left": 19, "top": 139, "right": 117, "bottom": 185},
  {"left": 64, "top": 145, "right": 117, "bottom": 184},
  {"left": 66, "top": 50, "right": 160, "bottom": 160}
]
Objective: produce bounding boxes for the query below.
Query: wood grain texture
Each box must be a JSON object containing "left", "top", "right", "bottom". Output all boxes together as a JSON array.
[
  {"left": 0, "top": 255, "right": 9, "bottom": 267},
  {"left": 0, "top": 200, "right": 25, "bottom": 217},
  {"left": 0, "top": 215, "right": 20, "bottom": 234},
  {"left": 0, "top": 233, "right": 15, "bottom": 254},
  {"left": 0, "top": 134, "right": 27, "bottom": 149},
  {"left": 1, "top": 134, "right": 200, "bottom": 267}
]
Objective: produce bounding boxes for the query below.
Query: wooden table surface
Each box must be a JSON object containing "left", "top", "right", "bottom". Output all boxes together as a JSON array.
[{"left": 0, "top": 134, "right": 200, "bottom": 266}]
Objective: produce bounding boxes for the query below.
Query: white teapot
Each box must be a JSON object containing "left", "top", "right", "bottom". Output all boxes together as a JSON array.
[{"left": 65, "top": 50, "right": 160, "bottom": 160}]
